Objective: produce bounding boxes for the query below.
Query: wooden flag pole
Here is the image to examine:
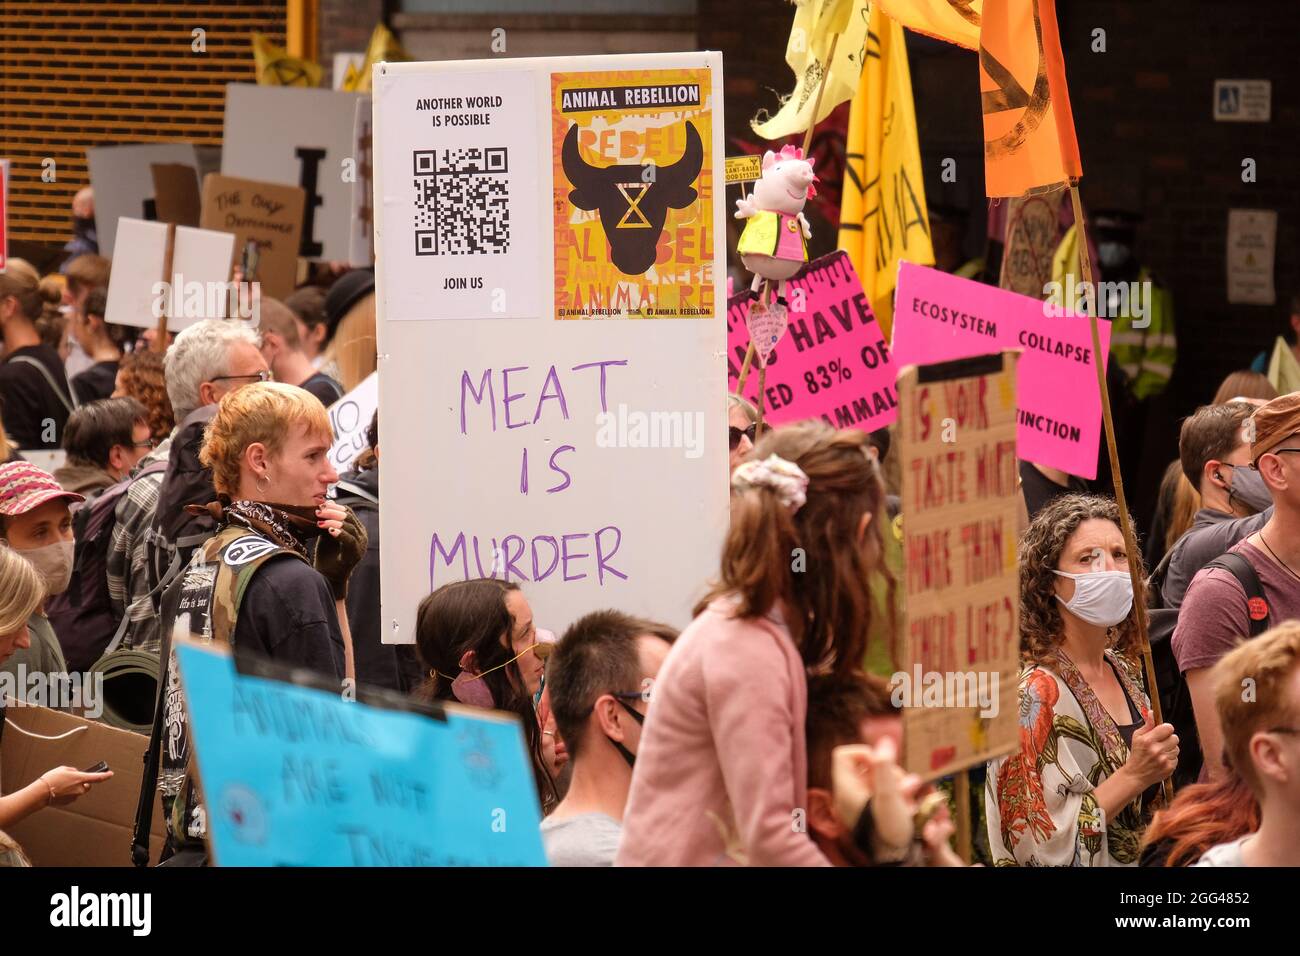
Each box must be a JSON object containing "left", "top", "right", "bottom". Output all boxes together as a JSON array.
[
  {"left": 1069, "top": 185, "right": 1172, "bottom": 803},
  {"left": 153, "top": 223, "right": 177, "bottom": 353},
  {"left": 736, "top": 338, "right": 756, "bottom": 393},
  {"left": 735, "top": 33, "right": 843, "bottom": 398}
]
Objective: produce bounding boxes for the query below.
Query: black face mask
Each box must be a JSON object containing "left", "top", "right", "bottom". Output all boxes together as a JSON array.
[{"left": 606, "top": 697, "right": 644, "bottom": 769}]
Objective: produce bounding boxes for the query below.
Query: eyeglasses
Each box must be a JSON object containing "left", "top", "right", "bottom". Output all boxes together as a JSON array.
[
  {"left": 588, "top": 690, "right": 649, "bottom": 717},
  {"left": 1266, "top": 448, "right": 1300, "bottom": 458},
  {"left": 131, "top": 438, "right": 156, "bottom": 449},
  {"left": 210, "top": 370, "right": 272, "bottom": 385},
  {"left": 729, "top": 424, "right": 758, "bottom": 451}
]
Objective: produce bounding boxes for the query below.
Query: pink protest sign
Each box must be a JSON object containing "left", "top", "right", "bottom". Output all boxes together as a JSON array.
[
  {"left": 726, "top": 251, "right": 898, "bottom": 432},
  {"left": 892, "top": 262, "right": 1111, "bottom": 479}
]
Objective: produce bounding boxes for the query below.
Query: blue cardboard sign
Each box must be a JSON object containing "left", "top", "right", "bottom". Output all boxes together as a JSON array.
[{"left": 176, "top": 642, "right": 548, "bottom": 866}]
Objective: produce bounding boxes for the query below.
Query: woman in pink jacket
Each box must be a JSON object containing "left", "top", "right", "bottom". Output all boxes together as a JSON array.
[{"left": 616, "top": 422, "right": 897, "bottom": 865}]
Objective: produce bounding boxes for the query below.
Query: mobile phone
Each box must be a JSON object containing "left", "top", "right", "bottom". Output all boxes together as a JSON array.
[{"left": 81, "top": 761, "right": 109, "bottom": 774}]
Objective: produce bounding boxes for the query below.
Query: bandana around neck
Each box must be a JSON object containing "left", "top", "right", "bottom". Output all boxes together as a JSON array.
[{"left": 188, "top": 499, "right": 323, "bottom": 559}]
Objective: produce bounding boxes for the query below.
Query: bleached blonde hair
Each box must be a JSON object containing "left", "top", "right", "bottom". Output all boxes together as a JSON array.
[{"left": 200, "top": 381, "right": 332, "bottom": 496}]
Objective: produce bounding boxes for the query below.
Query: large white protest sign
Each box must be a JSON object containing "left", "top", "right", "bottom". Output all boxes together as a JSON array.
[
  {"left": 221, "top": 84, "right": 360, "bottom": 263},
  {"left": 103, "top": 218, "right": 237, "bottom": 332},
  {"left": 374, "top": 52, "right": 727, "bottom": 642},
  {"left": 327, "top": 372, "right": 378, "bottom": 474},
  {"left": 87, "top": 143, "right": 200, "bottom": 258}
]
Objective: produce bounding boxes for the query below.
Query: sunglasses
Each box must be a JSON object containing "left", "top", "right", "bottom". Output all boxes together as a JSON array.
[{"left": 729, "top": 424, "right": 758, "bottom": 451}]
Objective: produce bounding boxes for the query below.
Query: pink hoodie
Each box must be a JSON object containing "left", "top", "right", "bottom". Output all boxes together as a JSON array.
[{"left": 614, "top": 597, "right": 831, "bottom": 866}]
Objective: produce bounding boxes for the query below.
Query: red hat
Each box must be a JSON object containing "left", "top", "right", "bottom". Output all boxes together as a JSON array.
[{"left": 0, "top": 461, "right": 84, "bottom": 518}]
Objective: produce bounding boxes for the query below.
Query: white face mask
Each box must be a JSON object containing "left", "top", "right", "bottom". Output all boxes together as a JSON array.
[
  {"left": 1053, "top": 569, "right": 1133, "bottom": 627},
  {"left": 17, "top": 539, "right": 75, "bottom": 596}
]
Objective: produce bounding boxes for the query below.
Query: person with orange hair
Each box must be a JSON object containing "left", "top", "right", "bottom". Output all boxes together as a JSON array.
[
  {"left": 1195, "top": 621, "right": 1300, "bottom": 866},
  {"left": 153, "top": 381, "right": 367, "bottom": 862}
]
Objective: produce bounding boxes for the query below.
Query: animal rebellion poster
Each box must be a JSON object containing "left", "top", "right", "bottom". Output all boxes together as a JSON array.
[{"left": 551, "top": 68, "right": 715, "bottom": 320}]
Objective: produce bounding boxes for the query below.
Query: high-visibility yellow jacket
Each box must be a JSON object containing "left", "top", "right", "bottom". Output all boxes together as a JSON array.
[{"left": 1052, "top": 225, "right": 1175, "bottom": 400}]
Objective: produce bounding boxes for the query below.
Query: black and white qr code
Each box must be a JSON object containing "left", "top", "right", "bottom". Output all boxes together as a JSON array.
[{"left": 413, "top": 147, "right": 510, "bottom": 256}]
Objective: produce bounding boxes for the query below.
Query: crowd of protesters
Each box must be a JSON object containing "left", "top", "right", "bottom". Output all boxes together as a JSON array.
[{"left": 1, "top": 192, "right": 1298, "bottom": 869}]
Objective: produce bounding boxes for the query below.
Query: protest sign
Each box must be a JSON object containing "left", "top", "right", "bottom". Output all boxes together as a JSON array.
[
  {"left": 999, "top": 191, "right": 1065, "bottom": 298},
  {"left": 87, "top": 143, "right": 200, "bottom": 258},
  {"left": 150, "top": 162, "right": 202, "bottom": 227},
  {"left": 0, "top": 159, "right": 8, "bottom": 271},
  {"left": 896, "top": 353, "right": 1020, "bottom": 781},
  {"left": 552, "top": 66, "right": 716, "bottom": 320},
  {"left": 103, "top": 217, "right": 237, "bottom": 331},
  {"left": 348, "top": 95, "right": 374, "bottom": 267},
  {"left": 327, "top": 371, "right": 378, "bottom": 474},
  {"left": 175, "top": 641, "right": 547, "bottom": 866},
  {"left": 726, "top": 251, "right": 898, "bottom": 433},
  {"left": 892, "top": 262, "right": 1111, "bottom": 478},
  {"left": 221, "top": 83, "right": 360, "bottom": 262},
  {"left": 373, "top": 52, "right": 727, "bottom": 641},
  {"left": 724, "top": 154, "right": 761, "bottom": 184},
  {"left": 0, "top": 701, "right": 167, "bottom": 866},
  {"left": 200, "top": 173, "right": 306, "bottom": 299}
]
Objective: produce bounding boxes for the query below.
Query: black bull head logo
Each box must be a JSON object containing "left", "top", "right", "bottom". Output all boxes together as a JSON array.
[{"left": 561, "top": 121, "right": 703, "bottom": 276}]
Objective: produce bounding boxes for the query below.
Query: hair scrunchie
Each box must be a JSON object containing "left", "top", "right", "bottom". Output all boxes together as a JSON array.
[{"left": 731, "top": 454, "right": 810, "bottom": 513}]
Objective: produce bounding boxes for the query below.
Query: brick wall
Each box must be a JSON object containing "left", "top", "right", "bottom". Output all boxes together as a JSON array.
[{"left": 318, "top": 0, "right": 385, "bottom": 69}]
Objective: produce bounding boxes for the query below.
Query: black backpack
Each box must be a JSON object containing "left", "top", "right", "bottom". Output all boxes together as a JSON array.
[
  {"left": 46, "top": 462, "right": 168, "bottom": 672},
  {"left": 1146, "top": 550, "right": 1269, "bottom": 788},
  {"left": 144, "top": 406, "right": 219, "bottom": 608}
]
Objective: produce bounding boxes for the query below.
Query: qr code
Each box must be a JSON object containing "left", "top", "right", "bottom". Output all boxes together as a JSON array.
[{"left": 413, "top": 147, "right": 510, "bottom": 256}]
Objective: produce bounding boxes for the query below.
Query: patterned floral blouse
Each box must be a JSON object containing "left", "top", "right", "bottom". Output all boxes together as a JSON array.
[{"left": 986, "top": 650, "right": 1159, "bottom": 866}]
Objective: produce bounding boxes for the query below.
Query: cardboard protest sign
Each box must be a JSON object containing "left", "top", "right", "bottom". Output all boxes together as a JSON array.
[
  {"left": 150, "top": 162, "right": 202, "bottom": 227},
  {"left": 175, "top": 641, "right": 548, "bottom": 866},
  {"left": 221, "top": 83, "right": 361, "bottom": 263},
  {"left": 373, "top": 52, "right": 728, "bottom": 640},
  {"left": 200, "top": 174, "right": 306, "bottom": 300},
  {"left": 103, "top": 218, "right": 237, "bottom": 332},
  {"left": 552, "top": 67, "right": 715, "bottom": 320},
  {"left": 892, "top": 262, "right": 1111, "bottom": 478},
  {"left": 0, "top": 701, "right": 166, "bottom": 866},
  {"left": 727, "top": 251, "right": 898, "bottom": 433},
  {"left": 349, "top": 95, "right": 374, "bottom": 267},
  {"left": 86, "top": 143, "right": 200, "bottom": 258},
  {"left": 327, "top": 371, "right": 378, "bottom": 474},
  {"left": 896, "top": 354, "right": 1020, "bottom": 781},
  {"left": 999, "top": 191, "right": 1066, "bottom": 298}
]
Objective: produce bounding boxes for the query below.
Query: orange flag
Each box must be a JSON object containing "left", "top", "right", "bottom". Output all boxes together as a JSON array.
[
  {"left": 872, "top": 0, "right": 981, "bottom": 50},
  {"left": 979, "top": 0, "right": 1081, "bottom": 197}
]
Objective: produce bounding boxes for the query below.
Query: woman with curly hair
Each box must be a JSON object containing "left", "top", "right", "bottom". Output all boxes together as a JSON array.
[
  {"left": 113, "top": 348, "right": 175, "bottom": 443},
  {"left": 986, "top": 494, "right": 1179, "bottom": 866}
]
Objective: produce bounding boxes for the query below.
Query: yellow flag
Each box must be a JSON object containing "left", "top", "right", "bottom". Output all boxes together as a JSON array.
[
  {"left": 752, "top": 0, "right": 870, "bottom": 140},
  {"left": 345, "top": 24, "right": 412, "bottom": 93},
  {"left": 837, "top": 7, "right": 933, "bottom": 338},
  {"left": 873, "top": 0, "right": 982, "bottom": 50},
  {"left": 251, "top": 32, "right": 323, "bottom": 88}
]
